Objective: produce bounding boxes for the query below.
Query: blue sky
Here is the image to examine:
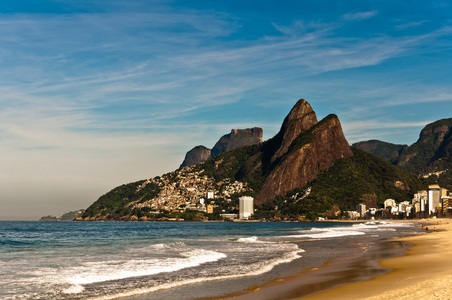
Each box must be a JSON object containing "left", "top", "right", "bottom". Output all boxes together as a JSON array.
[{"left": 1, "top": 0, "right": 451, "bottom": 220}]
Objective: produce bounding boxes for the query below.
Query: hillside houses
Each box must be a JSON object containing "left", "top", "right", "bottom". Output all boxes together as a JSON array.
[{"left": 131, "top": 166, "right": 251, "bottom": 213}]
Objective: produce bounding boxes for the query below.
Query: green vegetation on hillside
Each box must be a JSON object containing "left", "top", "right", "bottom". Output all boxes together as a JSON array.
[
  {"left": 81, "top": 180, "right": 160, "bottom": 219},
  {"left": 196, "top": 143, "right": 265, "bottom": 191},
  {"left": 309, "top": 147, "right": 424, "bottom": 208},
  {"left": 396, "top": 118, "right": 452, "bottom": 173},
  {"left": 353, "top": 140, "right": 408, "bottom": 163},
  {"left": 254, "top": 147, "right": 426, "bottom": 220}
]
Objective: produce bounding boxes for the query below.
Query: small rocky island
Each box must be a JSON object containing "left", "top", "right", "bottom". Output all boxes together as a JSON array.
[{"left": 39, "top": 209, "right": 85, "bottom": 221}]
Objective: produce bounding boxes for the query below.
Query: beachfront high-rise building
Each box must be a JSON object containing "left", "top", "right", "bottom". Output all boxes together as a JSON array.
[
  {"left": 239, "top": 196, "right": 254, "bottom": 219},
  {"left": 357, "top": 204, "right": 366, "bottom": 218},
  {"left": 428, "top": 184, "right": 441, "bottom": 214},
  {"left": 442, "top": 195, "right": 452, "bottom": 217},
  {"left": 412, "top": 190, "right": 427, "bottom": 205}
]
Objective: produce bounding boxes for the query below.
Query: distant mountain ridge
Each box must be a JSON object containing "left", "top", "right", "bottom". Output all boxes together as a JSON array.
[
  {"left": 352, "top": 140, "right": 408, "bottom": 164},
  {"left": 353, "top": 118, "right": 452, "bottom": 175},
  {"left": 180, "top": 127, "right": 263, "bottom": 168}
]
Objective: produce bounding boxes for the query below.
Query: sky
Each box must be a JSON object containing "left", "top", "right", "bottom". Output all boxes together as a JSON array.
[{"left": 1, "top": 0, "right": 451, "bottom": 220}]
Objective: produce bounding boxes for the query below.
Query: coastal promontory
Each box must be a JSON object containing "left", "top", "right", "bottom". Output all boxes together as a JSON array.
[{"left": 79, "top": 99, "right": 425, "bottom": 221}]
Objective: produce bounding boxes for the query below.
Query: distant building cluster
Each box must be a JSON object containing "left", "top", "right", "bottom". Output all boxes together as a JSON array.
[
  {"left": 132, "top": 166, "right": 251, "bottom": 214},
  {"left": 421, "top": 170, "right": 447, "bottom": 178},
  {"left": 346, "top": 184, "right": 452, "bottom": 220}
]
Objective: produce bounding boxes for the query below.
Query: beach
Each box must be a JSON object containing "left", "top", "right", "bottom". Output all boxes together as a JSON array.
[
  {"left": 225, "top": 220, "right": 451, "bottom": 300},
  {"left": 307, "top": 219, "right": 452, "bottom": 300}
]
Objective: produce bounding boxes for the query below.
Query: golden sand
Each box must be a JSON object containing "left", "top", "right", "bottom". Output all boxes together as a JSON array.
[
  {"left": 225, "top": 220, "right": 452, "bottom": 300},
  {"left": 304, "top": 220, "right": 452, "bottom": 300}
]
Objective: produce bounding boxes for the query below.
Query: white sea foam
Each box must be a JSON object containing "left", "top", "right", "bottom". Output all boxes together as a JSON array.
[
  {"left": 129, "top": 241, "right": 186, "bottom": 252},
  {"left": 86, "top": 243, "right": 303, "bottom": 300},
  {"left": 68, "top": 249, "right": 226, "bottom": 286},
  {"left": 63, "top": 284, "right": 85, "bottom": 294},
  {"left": 290, "top": 229, "right": 366, "bottom": 239},
  {"left": 285, "top": 221, "right": 415, "bottom": 239},
  {"left": 22, "top": 248, "right": 227, "bottom": 297},
  {"left": 237, "top": 236, "right": 259, "bottom": 243}
]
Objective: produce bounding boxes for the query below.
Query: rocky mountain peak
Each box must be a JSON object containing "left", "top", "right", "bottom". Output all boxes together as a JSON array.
[
  {"left": 180, "top": 127, "right": 263, "bottom": 168},
  {"left": 231, "top": 127, "right": 263, "bottom": 139},
  {"left": 395, "top": 118, "right": 452, "bottom": 173},
  {"left": 211, "top": 127, "right": 263, "bottom": 158},
  {"left": 255, "top": 113, "right": 353, "bottom": 204},
  {"left": 271, "top": 99, "right": 318, "bottom": 163},
  {"left": 419, "top": 121, "right": 451, "bottom": 145},
  {"left": 354, "top": 118, "right": 452, "bottom": 176},
  {"left": 180, "top": 146, "right": 211, "bottom": 168}
]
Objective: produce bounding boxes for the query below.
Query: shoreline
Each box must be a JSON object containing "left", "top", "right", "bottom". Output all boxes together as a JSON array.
[
  {"left": 220, "top": 220, "right": 435, "bottom": 300},
  {"left": 303, "top": 219, "right": 452, "bottom": 300}
]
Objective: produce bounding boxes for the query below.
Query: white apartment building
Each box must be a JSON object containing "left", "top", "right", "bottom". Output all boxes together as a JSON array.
[{"left": 239, "top": 196, "right": 254, "bottom": 219}]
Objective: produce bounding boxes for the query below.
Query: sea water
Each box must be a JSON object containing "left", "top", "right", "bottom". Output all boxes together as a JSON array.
[{"left": 0, "top": 221, "right": 419, "bottom": 300}]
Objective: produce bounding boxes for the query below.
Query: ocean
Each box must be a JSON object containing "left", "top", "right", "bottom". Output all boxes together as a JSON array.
[{"left": 0, "top": 221, "right": 419, "bottom": 300}]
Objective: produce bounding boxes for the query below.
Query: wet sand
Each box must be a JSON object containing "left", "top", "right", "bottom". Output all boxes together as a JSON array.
[
  {"left": 223, "top": 239, "right": 410, "bottom": 300},
  {"left": 305, "top": 220, "right": 452, "bottom": 300},
  {"left": 223, "top": 220, "right": 450, "bottom": 300}
]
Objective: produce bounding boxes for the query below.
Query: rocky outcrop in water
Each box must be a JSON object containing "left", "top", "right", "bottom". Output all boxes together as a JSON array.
[{"left": 39, "top": 209, "right": 85, "bottom": 221}]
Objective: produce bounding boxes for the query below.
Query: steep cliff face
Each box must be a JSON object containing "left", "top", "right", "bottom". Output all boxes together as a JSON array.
[
  {"left": 269, "top": 99, "right": 318, "bottom": 164},
  {"left": 180, "top": 146, "right": 211, "bottom": 168},
  {"left": 255, "top": 113, "right": 353, "bottom": 204},
  {"left": 211, "top": 127, "right": 263, "bottom": 158},
  {"left": 180, "top": 127, "right": 263, "bottom": 167},
  {"left": 395, "top": 118, "right": 452, "bottom": 173}
]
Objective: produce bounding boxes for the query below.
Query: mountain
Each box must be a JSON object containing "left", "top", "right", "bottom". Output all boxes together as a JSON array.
[
  {"left": 180, "top": 146, "right": 211, "bottom": 168},
  {"left": 180, "top": 127, "right": 263, "bottom": 168},
  {"left": 211, "top": 128, "right": 263, "bottom": 158},
  {"left": 196, "top": 100, "right": 353, "bottom": 204},
  {"left": 79, "top": 99, "right": 425, "bottom": 221},
  {"left": 243, "top": 100, "right": 353, "bottom": 204},
  {"left": 254, "top": 147, "right": 424, "bottom": 220},
  {"left": 354, "top": 118, "right": 452, "bottom": 177},
  {"left": 353, "top": 140, "right": 408, "bottom": 164},
  {"left": 395, "top": 118, "right": 452, "bottom": 174}
]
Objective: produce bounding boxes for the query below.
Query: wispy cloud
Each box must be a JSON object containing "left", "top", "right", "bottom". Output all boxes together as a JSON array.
[
  {"left": 0, "top": 9, "right": 449, "bottom": 151},
  {"left": 272, "top": 20, "right": 337, "bottom": 36},
  {"left": 396, "top": 20, "right": 428, "bottom": 30},
  {"left": 341, "top": 10, "right": 378, "bottom": 21}
]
